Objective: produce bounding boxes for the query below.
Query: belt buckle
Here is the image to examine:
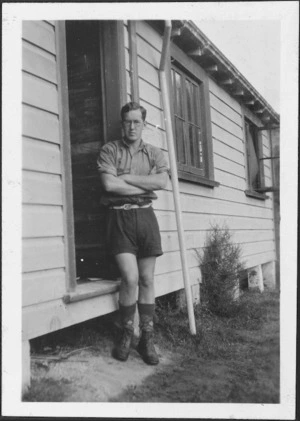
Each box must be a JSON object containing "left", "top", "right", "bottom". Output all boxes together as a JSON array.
[{"left": 123, "top": 204, "right": 132, "bottom": 210}]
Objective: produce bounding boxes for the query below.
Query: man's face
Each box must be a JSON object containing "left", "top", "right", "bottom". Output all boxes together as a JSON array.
[{"left": 122, "top": 109, "right": 145, "bottom": 144}]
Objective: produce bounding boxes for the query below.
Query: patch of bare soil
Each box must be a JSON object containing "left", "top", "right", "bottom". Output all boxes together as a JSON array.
[
  {"left": 24, "top": 290, "right": 279, "bottom": 403},
  {"left": 28, "top": 345, "right": 173, "bottom": 402}
]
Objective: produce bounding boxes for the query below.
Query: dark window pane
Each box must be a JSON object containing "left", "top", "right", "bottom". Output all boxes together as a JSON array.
[
  {"left": 193, "top": 83, "right": 200, "bottom": 125},
  {"left": 185, "top": 79, "right": 193, "bottom": 123},
  {"left": 245, "top": 121, "right": 260, "bottom": 189},
  {"left": 198, "top": 137, "right": 204, "bottom": 169},
  {"left": 175, "top": 117, "right": 186, "bottom": 164},
  {"left": 175, "top": 71, "right": 183, "bottom": 117},
  {"left": 188, "top": 125, "right": 196, "bottom": 166}
]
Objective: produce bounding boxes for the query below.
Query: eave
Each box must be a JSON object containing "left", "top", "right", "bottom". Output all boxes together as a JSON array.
[{"left": 148, "top": 20, "right": 280, "bottom": 129}]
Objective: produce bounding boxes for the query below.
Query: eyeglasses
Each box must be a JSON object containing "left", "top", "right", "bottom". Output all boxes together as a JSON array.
[{"left": 122, "top": 120, "right": 143, "bottom": 128}]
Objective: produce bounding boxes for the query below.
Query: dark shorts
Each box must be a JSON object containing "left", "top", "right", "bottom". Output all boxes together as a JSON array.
[{"left": 106, "top": 206, "right": 163, "bottom": 258}]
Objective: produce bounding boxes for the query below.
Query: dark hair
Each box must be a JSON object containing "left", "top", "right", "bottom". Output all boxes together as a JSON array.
[{"left": 121, "top": 102, "right": 147, "bottom": 121}]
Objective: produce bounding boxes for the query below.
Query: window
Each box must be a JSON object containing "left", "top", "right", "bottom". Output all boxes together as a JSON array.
[
  {"left": 170, "top": 56, "right": 217, "bottom": 187},
  {"left": 172, "top": 65, "right": 204, "bottom": 173},
  {"left": 244, "top": 118, "right": 266, "bottom": 197}
]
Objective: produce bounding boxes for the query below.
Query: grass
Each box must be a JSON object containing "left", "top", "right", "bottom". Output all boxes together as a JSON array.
[
  {"left": 24, "top": 289, "right": 280, "bottom": 403},
  {"left": 114, "top": 289, "right": 280, "bottom": 402}
]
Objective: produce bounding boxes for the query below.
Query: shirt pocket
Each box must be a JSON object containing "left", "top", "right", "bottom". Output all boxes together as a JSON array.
[{"left": 116, "top": 152, "right": 130, "bottom": 176}]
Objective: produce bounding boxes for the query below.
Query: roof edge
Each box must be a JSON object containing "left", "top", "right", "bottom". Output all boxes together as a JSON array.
[{"left": 183, "top": 21, "right": 279, "bottom": 123}]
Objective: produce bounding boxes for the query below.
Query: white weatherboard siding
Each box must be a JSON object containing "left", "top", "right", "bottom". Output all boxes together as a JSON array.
[
  {"left": 22, "top": 21, "right": 67, "bottom": 312},
  {"left": 134, "top": 21, "right": 276, "bottom": 294}
]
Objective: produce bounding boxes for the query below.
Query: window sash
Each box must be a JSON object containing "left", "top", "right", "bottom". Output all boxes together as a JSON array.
[
  {"left": 245, "top": 120, "right": 264, "bottom": 191},
  {"left": 171, "top": 65, "right": 205, "bottom": 176}
]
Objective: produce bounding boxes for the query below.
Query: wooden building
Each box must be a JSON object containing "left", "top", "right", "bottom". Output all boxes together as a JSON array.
[{"left": 22, "top": 20, "right": 280, "bottom": 390}]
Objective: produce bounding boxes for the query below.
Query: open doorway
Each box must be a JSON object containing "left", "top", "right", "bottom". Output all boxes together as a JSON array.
[{"left": 65, "top": 20, "right": 124, "bottom": 281}]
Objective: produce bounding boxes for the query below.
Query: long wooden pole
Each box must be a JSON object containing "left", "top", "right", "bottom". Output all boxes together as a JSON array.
[{"left": 159, "top": 21, "right": 196, "bottom": 335}]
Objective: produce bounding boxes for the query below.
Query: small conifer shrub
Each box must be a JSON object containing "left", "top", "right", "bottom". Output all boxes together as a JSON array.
[{"left": 198, "top": 224, "right": 245, "bottom": 316}]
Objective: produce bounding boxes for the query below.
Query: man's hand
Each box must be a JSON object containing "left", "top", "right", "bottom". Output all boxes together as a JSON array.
[{"left": 119, "top": 172, "right": 168, "bottom": 191}]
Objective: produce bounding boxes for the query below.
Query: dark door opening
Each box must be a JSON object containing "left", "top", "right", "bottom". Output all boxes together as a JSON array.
[{"left": 66, "top": 20, "right": 120, "bottom": 281}]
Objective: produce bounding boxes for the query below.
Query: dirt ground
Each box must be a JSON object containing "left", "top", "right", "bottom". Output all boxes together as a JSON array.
[
  {"left": 24, "top": 290, "right": 280, "bottom": 403},
  {"left": 28, "top": 342, "right": 174, "bottom": 402}
]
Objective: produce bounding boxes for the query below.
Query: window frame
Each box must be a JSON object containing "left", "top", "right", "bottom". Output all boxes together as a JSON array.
[
  {"left": 169, "top": 43, "right": 218, "bottom": 188},
  {"left": 242, "top": 107, "right": 268, "bottom": 200}
]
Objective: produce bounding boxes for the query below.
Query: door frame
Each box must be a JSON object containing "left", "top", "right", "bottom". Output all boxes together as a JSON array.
[{"left": 55, "top": 20, "right": 127, "bottom": 292}]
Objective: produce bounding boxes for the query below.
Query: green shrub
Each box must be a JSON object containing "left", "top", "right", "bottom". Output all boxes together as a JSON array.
[{"left": 198, "top": 224, "right": 245, "bottom": 317}]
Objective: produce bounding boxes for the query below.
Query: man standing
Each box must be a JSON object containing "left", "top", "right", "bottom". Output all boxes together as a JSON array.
[{"left": 97, "top": 102, "right": 168, "bottom": 365}]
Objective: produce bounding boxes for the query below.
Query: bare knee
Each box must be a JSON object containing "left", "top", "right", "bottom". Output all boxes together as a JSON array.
[
  {"left": 139, "top": 273, "right": 154, "bottom": 288},
  {"left": 122, "top": 274, "right": 139, "bottom": 289}
]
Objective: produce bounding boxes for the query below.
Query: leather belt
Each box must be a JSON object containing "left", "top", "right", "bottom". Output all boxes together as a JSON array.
[{"left": 109, "top": 203, "right": 152, "bottom": 210}]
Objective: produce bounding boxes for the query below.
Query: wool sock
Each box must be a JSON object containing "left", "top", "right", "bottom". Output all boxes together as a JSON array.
[
  {"left": 138, "top": 303, "right": 155, "bottom": 331},
  {"left": 138, "top": 303, "right": 155, "bottom": 317},
  {"left": 119, "top": 302, "right": 136, "bottom": 327}
]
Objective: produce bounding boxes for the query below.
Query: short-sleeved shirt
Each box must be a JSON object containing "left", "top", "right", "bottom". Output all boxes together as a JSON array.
[{"left": 97, "top": 138, "right": 169, "bottom": 206}]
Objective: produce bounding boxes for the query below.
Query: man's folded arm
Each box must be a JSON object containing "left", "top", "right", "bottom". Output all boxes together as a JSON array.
[
  {"left": 119, "top": 172, "right": 168, "bottom": 191},
  {"left": 100, "top": 173, "right": 147, "bottom": 195}
]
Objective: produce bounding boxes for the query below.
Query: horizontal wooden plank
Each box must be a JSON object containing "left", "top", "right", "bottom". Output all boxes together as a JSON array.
[
  {"left": 156, "top": 190, "right": 274, "bottom": 219},
  {"left": 22, "top": 41, "right": 57, "bottom": 84},
  {"left": 22, "top": 237, "right": 65, "bottom": 273},
  {"left": 209, "top": 78, "right": 242, "bottom": 114},
  {"left": 155, "top": 249, "right": 199, "bottom": 275},
  {"left": 23, "top": 72, "right": 58, "bottom": 114},
  {"left": 139, "top": 77, "right": 162, "bottom": 110},
  {"left": 214, "top": 168, "right": 246, "bottom": 190},
  {"left": 64, "top": 281, "right": 121, "bottom": 304},
  {"left": 213, "top": 138, "right": 244, "bottom": 165},
  {"left": 140, "top": 99, "right": 165, "bottom": 130},
  {"left": 22, "top": 292, "right": 120, "bottom": 340},
  {"left": 22, "top": 104, "right": 60, "bottom": 143},
  {"left": 210, "top": 108, "right": 243, "bottom": 140},
  {"left": 212, "top": 123, "right": 244, "bottom": 152},
  {"left": 22, "top": 20, "right": 56, "bottom": 54},
  {"left": 138, "top": 56, "right": 160, "bottom": 89},
  {"left": 136, "top": 21, "right": 163, "bottom": 52},
  {"left": 156, "top": 210, "right": 275, "bottom": 232},
  {"left": 209, "top": 92, "right": 242, "bottom": 126},
  {"left": 244, "top": 250, "right": 276, "bottom": 269},
  {"left": 154, "top": 267, "right": 201, "bottom": 298},
  {"left": 241, "top": 240, "right": 275, "bottom": 257},
  {"left": 142, "top": 125, "right": 167, "bottom": 150},
  {"left": 137, "top": 35, "right": 160, "bottom": 69},
  {"left": 160, "top": 229, "right": 275, "bottom": 254},
  {"left": 214, "top": 153, "right": 245, "bottom": 178},
  {"left": 22, "top": 268, "right": 66, "bottom": 307},
  {"left": 23, "top": 137, "right": 61, "bottom": 174},
  {"left": 22, "top": 204, "right": 64, "bottom": 238},
  {"left": 23, "top": 170, "right": 63, "bottom": 205},
  {"left": 162, "top": 181, "right": 273, "bottom": 212}
]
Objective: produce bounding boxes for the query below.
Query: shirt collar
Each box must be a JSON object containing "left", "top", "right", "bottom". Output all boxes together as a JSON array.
[{"left": 121, "top": 137, "right": 147, "bottom": 152}]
